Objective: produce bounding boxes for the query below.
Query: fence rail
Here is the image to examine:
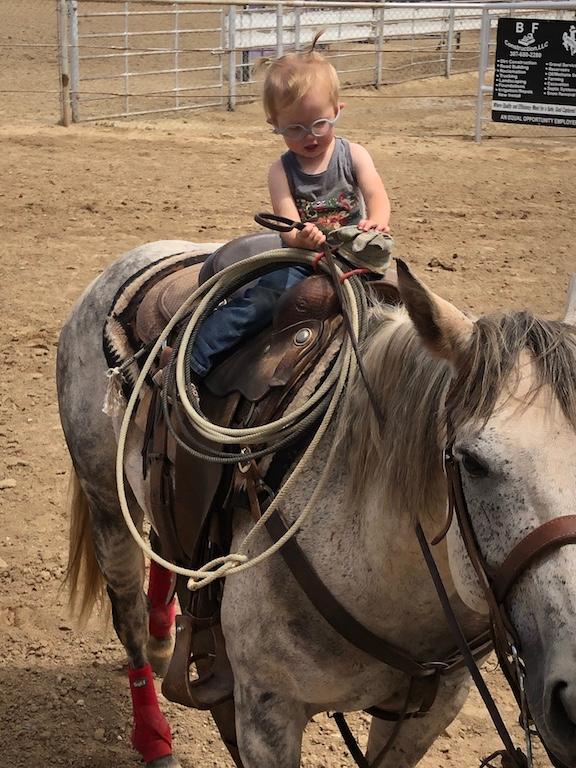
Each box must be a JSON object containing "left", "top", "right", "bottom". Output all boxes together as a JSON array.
[{"left": 57, "top": 0, "right": 576, "bottom": 139}]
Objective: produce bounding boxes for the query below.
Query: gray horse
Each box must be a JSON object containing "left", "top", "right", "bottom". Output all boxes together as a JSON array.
[{"left": 57, "top": 240, "right": 576, "bottom": 768}]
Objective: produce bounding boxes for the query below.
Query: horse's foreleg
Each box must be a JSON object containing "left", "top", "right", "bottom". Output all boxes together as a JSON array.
[
  {"left": 234, "top": 685, "right": 307, "bottom": 768},
  {"left": 366, "top": 671, "right": 471, "bottom": 767},
  {"left": 90, "top": 503, "right": 179, "bottom": 768}
]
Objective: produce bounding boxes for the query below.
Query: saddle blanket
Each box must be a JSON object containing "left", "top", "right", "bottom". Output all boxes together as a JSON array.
[{"left": 103, "top": 246, "right": 213, "bottom": 404}]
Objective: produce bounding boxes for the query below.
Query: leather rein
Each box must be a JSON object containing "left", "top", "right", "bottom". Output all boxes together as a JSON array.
[{"left": 245, "top": 244, "right": 576, "bottom": 768}]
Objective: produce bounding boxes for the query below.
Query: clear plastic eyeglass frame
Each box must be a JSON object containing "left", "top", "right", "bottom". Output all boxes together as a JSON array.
[{"left": 273, "top": 108, "right": 341, "bottom": 141}]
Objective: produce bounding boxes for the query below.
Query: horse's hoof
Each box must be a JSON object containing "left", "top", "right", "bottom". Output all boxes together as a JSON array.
[
  {"left": 146, "top": 756, "right": 182, "bottom": 768},
  {"left": 147, "top": 634, "right": 175, "bottom": 678}
]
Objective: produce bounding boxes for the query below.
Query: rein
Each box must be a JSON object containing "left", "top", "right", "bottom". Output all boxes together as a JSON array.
[
  {"left": 313, "top": 249, "right": 531, "bottom": 766},
  {"left": 241, "top": 242, "right": 507, "bottom": 767}
]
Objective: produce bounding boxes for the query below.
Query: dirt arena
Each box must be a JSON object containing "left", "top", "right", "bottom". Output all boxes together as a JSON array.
[{"left": 1, "top": 3, "right": 575, "bottom": 767}]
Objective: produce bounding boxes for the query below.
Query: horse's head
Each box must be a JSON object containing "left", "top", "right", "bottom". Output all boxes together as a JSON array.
[{"left": 398, "top": 260, "right": 576, "bottom": 766}]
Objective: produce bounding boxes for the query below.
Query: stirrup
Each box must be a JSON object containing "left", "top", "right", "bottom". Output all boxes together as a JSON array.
[{"left": 161, "top": 612, "right": 234, "bottom": 710}]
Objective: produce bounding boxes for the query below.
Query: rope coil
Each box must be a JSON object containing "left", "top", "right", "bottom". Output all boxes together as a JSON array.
[{"left": 115, "top": 247, "right": 367, "bottom": 590}]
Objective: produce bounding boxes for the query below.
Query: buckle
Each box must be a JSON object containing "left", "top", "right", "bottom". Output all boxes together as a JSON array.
[{"left": 237, "top": 446, "right": 252, "bottom": 474}]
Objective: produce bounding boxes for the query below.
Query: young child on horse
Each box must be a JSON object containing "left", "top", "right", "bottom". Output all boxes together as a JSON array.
[{"left": 190, "top": 36, "right": 391, "bottom": 378}]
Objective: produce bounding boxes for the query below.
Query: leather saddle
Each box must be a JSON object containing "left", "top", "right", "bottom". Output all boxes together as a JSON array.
[
  {"left": 135, "top": 231, "right": 282, "bottom": 344},
  {"left": 124, "top": 231, "right": 399, "bottom": 765},
  {"left": 130, "top": 235, "right": 338, "bottom": 710}
]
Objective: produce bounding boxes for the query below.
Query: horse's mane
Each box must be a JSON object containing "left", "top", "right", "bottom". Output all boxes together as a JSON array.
[
  {"left": 338, "top": 302, "right": 576, "bottom": 520},
  {"left": 448, "top": 310, "right": 576, "bottom": 433}
]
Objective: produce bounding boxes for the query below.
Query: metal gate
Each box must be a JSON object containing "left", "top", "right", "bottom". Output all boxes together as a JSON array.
[{"left": 58, "top": 0, "right": 227, "bottom": 123}]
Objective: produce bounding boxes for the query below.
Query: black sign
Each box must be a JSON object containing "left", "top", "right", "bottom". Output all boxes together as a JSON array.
[{"left": 492, "top": 17, "right": 576, "bottom": 128}]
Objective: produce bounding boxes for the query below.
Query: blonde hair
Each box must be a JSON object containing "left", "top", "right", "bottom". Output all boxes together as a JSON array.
[{"left": 259, "top": 32, "right": 340, "bottom": 123}]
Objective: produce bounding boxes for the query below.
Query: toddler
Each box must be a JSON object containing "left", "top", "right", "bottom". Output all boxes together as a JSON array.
[{"left": 190, "top": 38, "right": 391, "bottom": 378}]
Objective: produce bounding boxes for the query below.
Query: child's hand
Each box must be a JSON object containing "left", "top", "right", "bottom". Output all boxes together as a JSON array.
[
  {"left": 296, "top": 222, "right": 326, "bottom": 250},
  {"left": 358, "top": 218, "right": 390, "bottom": 233}
]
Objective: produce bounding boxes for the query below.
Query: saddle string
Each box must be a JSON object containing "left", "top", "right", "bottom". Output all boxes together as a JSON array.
[{"left": 114, "top": 248, "right": 364, "bottom": 589}]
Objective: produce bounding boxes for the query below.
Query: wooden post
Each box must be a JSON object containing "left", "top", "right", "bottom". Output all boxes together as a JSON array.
[{"left": 57, "top": 0, "right": 71, "bottom": 126}]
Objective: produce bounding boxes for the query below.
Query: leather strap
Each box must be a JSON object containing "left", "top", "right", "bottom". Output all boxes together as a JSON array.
[
  {"left": 148, "top": 386, "right": 187, "bottom": 565},
  {"left": 492, "top": 515, "right": 576, "bottom": 602},
  {"left": 415, "top": 523, "right": 528, "bottom": 768},
  {"left": 442, "top": 438, "right": 576, "bottom": 768},
  {"left": 444, "top": 451, "right": 514, "bottom": 647},
  {"left": 264, "top": 508, "right": 436, "bottom": 678},
  {"left": 321, "top": 244, "right": 386, "bottom": 426},
  {"left": 333, "top": 676, "right": 419, "bottom": 768},
  {"left": 332, "top": 713, "right": 371, "bottom": 768}
]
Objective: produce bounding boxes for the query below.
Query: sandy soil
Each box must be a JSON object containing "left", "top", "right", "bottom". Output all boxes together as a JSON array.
[{"left": 1, "top": 3, "right": 576, "bottom": 768}]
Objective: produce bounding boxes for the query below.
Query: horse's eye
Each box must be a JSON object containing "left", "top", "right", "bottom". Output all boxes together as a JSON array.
[{"left": 460, "top": 451, "right": 489, "bottom": 478}]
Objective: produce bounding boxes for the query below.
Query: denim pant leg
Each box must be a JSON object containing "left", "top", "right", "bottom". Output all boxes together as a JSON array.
[{"left": 190, "top": 265, "right": 311, "bottom": 377}]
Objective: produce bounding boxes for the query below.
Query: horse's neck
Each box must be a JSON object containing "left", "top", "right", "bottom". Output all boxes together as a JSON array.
[{"left": 290, "top": 432, "right": 486, "bottom": 657}]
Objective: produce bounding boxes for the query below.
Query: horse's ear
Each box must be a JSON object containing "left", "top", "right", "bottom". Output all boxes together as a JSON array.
[
  {"left": 564, "top": 275, "right": 576, "bottom": 326},
  {"left": 396, "top": 259, "right": 473, "bottom": 363}
]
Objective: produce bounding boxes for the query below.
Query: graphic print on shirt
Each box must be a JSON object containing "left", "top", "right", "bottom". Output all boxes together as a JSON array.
[{"left": 295, "top": 190, "right": 361, "bottom": 233}]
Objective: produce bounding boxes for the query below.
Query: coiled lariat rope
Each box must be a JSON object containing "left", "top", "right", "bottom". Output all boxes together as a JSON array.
[{"left": 115, "top": 247, "right": 366, "bottom": 591}]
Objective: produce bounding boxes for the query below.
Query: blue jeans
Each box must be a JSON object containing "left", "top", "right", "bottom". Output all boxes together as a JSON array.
[{"left": 190, "top": 265, "right": 311, "bottom": 377}]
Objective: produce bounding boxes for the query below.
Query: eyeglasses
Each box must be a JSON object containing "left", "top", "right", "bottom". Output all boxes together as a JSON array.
[{"left": 274, "top": 108, "right": 340, "bottom": 141}]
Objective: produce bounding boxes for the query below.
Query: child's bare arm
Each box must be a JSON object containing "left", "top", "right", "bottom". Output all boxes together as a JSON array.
[
  {"left": 349, "top": 143, "right": 391, "bottom": 232},
  {"left": 268, "top": 160, "right": 326, "bottom": 250}
]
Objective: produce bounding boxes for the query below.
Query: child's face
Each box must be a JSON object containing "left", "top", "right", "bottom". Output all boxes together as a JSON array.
[{"left": 273, "top": 86, "right": 341, "bottom": 159}]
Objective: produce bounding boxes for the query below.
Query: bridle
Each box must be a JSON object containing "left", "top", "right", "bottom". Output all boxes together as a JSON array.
[
  {"left": 252, "top": 391, "right": 576, "bottom": 768},
  {"left": 433, "top": 433, "right": 576, "bottom": 768}
]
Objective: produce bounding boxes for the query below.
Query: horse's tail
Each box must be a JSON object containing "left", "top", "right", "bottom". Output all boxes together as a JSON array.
[{"left": 64, "top": 467, "right": 107, "bottom": 624}]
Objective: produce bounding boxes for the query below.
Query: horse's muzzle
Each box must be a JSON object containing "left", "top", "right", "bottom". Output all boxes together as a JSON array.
[{"left": 538, "top": 650, "right": 576, "bottom": 766}]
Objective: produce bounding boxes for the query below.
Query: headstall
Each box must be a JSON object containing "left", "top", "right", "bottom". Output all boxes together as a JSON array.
[{"left": 431, "top": 433, "right": 576, "bottom": 768}]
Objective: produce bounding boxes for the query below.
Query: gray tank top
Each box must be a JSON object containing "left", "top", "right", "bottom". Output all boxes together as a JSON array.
[{"left": 281, "top": 138, "right": 365, "bottom": 234}]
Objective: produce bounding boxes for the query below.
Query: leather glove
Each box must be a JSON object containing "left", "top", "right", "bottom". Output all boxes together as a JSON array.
[{"left": 331, "top": 225, "right": 394, "bottom": 274}]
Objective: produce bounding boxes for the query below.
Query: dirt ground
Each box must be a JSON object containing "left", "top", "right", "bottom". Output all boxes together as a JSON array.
[{"left": 1, "top": 3, "right": 576, "bottom": 768}]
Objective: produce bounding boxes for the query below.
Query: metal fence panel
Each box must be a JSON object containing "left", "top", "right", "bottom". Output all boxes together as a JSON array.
[
  {"left": 65, "top": 0, "right": 226, "bottom": 121},
  {"left": 58, "top": 1, "right": 576, "bottom": 128}
]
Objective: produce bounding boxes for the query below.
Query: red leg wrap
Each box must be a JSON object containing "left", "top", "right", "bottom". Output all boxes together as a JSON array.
[
  {"left": 148, "top": 561, "right": 177, "bottom": 639},
  {"left": 129, "top": 663, "right": 173, "bottom": 763}
]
